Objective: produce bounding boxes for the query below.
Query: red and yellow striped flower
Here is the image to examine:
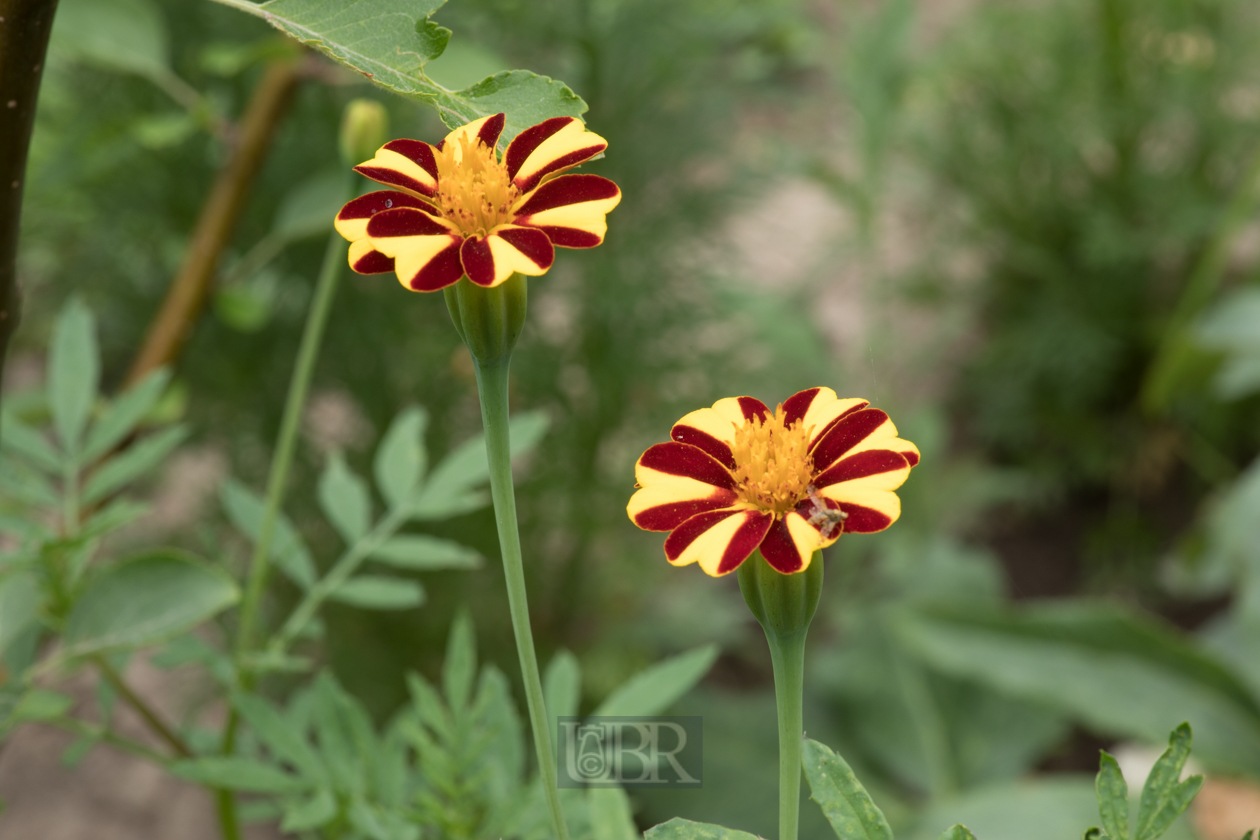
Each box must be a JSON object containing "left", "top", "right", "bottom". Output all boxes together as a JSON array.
[
  {"left": 627, "top": 388, "right": 919, "bottom": 576},
  {"left": 335, "top": 113, "right": 621, "bottom": 292}
]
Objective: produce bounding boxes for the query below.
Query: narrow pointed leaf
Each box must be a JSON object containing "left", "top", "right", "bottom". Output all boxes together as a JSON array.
[
  {"left": 442, "top": 610, "right": 476, "bottom": 710},
  {"left": 589, "top": 785, "right": 638, "bottom": 840},
  {"left": 318, "top": 450, "right": 371, "bottom": 544},
  {"left": 594, "top": 645, "right": 718, "bottom": 717},
  {"left": 330, "top": 576, "right": 424, "bottom": 610},
  {"left": 544, "top": 649, "right": 581, "bottom": 746},
  {"left": 937, "top": 826, "right": 978, "bottom": 840},
  {"left": 172, "top": 756, "right": 307, "bottom": 793},
  {"left": 49, "top": 299, "right": 99, "bottom": 451},
  {"left": 0, "top": 573, "right": 40, "bottom": 658},
  {"left": 369, "top": 534, "right": 480, "bottom": 570},
  {"left": 1135, "top": 724, "right": 1198, "bottom": 840},
  {"left": 0, "top": 417, "right": 61, "bottom": 473},
  {"left": 219, "top": 478, "right": 316, "bottom": 589},
  {"left": 281, "top": 788, "right": 338, "bottom": 832},
  {"left": 374, "top": 406, "right": 428, "bottom": 509},
  {"left": 82, "top": 368, "right": 172, "bottom": 463},
  {"left": 803, "top": 738, "right": 895, "bottom": 840},
  {"left": 1097, "top": 751, "right": 1130, "bottom": 840},
  {"left": 82, "top": 426, "right": 188, "bottom": 504}
]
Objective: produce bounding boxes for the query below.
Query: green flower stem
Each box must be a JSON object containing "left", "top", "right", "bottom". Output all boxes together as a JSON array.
[
  {"left": 738, "top": 551, "right": 823, "bottom": 840},
  {"left": 474, "top": 357, "right": 570, "bottom": 840},
  {"left": 218, "top": 204, "right": 349, "bottom": 840}
]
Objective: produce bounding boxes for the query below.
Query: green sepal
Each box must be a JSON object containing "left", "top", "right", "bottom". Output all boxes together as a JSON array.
[
  {"left": 443, "top": 274, "right": 527, "bottom": 366},
  {"left": 737, "top": 549, "right": 823, "bottom": 640}
]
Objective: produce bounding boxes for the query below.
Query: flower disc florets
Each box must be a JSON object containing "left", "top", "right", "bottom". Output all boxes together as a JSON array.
[
  {"left": 434, "top": 134, "right": 521, "bottom": 237},
  {"left": 731, "top": 406, "right": 815, "bottom": 515}
]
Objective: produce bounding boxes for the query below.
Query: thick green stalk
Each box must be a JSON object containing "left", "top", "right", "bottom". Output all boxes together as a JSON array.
[
  {"left": 217, "top": 213, "right": 348, "bottom": 840},
  {"left": 474, "top": 358, "right": 570, "bottom": 840}
]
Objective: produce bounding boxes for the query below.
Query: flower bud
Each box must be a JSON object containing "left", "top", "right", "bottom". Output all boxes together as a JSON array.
[
  {"left": 443, "top": 273, "right": 528, "bottom": 367},
  {"left": 738, "top": 550, "right": 823, "bottom": 640},
  {"left": 338, "top": 99, "right": 388, "bottom": 166}
]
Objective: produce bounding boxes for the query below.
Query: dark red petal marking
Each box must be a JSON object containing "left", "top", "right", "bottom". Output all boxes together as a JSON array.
[
  {"left": 639, "top": 442, "right": 737, "bottom": 489},
  {"left": 519, "top": 225, "right": 602, "bottom": 249},
  {"left": 664, "top": 509, "right": 738, "bottom": 560},
  {"left": 664, "top": 509, "right": 773, "bottom": 575},
  {"left": 459, "top": 236, "right": 495, "bottom": 287},
  {"left": 405, "top": 240, "right": 465, "bottom": 292},
  {"left": 516, "top": 146, "right": 608, "bottom": 194},
  {"left": 496, "top": 226, "right": 555, "bottom": 270},
  {"left": 809, "top": 401, "right": 870, "bottom": 448},
  {"left": 737, "top": 397, "right": 770, "bottom": 422},
  {"left": 504, "top": 117, "right": 576, "bottom": 179},
  {"left": 478, "top": 113, "right": 506, "bottom": 149},
  {"left": 364, "top": 207, "right": 451, "bottom": 238},
  {"left": 812, "top": 449, "right": 909, "bottom": 490},
  {"left": 434, "top": 139, "right": 446, "bottom": 152},
  {"left": 902, "top": 449, "right": 920, "bottom": 467},
  {"left": 337, "top": 190, "right": 432, "bottom": 222},
  {"left": 351, "top": 248, "right": 395, "bottom": 275},
  {"left": 781, "top": 388, "right": 821, "bottom": 427},
  {"left": 514, "top": 174, "right": 620, "bottom": 216},
  {"left": 810, "top": 408, "right": 889, "bottom": 473},
  {"left": 794, "top": 493, "right": 846, "bottom": 540},
  {"left": 670, "top": 424, "right": 735, "bottom": 469},
  {"left": 632, "top": 491, "right": 738, "bottom": 532},
  {"left": 381, "top": 139, "right": 438, "bottom": 180},
  {"left": 836, "top": 502, "right": 893, "bottom": 534},
  {"left": 353, "top": 165, "right": 435, "bottom": 197},
  {"left": 759, "top": 519, "right": 806, "bottom": 574}
]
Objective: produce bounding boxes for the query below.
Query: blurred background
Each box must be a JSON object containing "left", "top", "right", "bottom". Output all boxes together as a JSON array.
[{"left": 3, "top": 0, "right": 1260, "bottom": 836}]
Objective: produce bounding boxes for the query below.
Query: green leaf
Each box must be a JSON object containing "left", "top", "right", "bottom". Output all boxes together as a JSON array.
[
  {"left": 330, "top": 576, "right": 424, "bottom": 610},
  {"left": 369, "top": 534, "right": 480, "bottom": 570},
  {"left": 589, "top": 785, "right": 638, "bottom": 840},
  {"left": 82, "top": 425, "right": 188, "bottom": 504},
  {"left": 63, "top": 551, "right": 239, "bottom": 657},
  {"left": 281, "top": 788, "right": 338, "bottom": 832},
  {"left": 319, "top": 450, "right": 371, "bottom": 544},
  {"left": 1097, "top": 752, "right": 1130, "bottom": 840},
  {"left": 593, "top": 645, "right": 718, "bottom": 717},
  {"left": 273, "top": 170, "right": 347, "bottom": 240},
  {"left": 80, "top": 499, "right": 150, "bottom": 542},
  {"left": 802, "top": 738, "right": 895, "bottom": 840},
  {"left": 0, "top": 456, "right": 59, "bottom": 507},
  {"left": 644, "top": 818, "right": 762, "bottom": 840},
  {"left": 0, "top": 573, "right": 40, "bottom": 658},
  {"left": 229, "top": 0, "right": 585, "bottom": 143},
  {"left": 0, "top": 416, "right": 61, "bottom": 473},
  {"left": 373, "top": 406, "right": 429, "bottom": 509},
  {"left": 544, "top": 649, "right": 580, "bottom": 745},
  {"left": 415, "top": 410, "right": 549, "bottom": 506},
  {"left": 443, "top": 609, "right": 476, "bottom": 710},
  {"left": 937, "top": 827, "right": 978, "bottom": 840},
  {"left": 61, "top": 733, "right": 96, "bottom": 767},
  {"left": 48, "top": 298, "right": 100, "bottom": 452},
  {"left": 233, "top": 693, "right": 326, "bottom": 783},
  {"left": 8, "top": 689, "right": 73, "bottom": 724},
  {"left": 81, "top": 368, "right": 172, "bottom": 463},
  {"left": 171, "top": 756, "right": 308, "bottom": 793},
  {"left": 51, "top": 0, "right": 170, "bottom": 77},
  {"left": 1135, "top": 724, "right": 1204, "bottom": 840},
  {"left": 219, "top": 478, "right": 316, "bottom": 589}
]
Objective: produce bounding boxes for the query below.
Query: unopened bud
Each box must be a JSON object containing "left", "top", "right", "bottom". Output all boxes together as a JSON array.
[{"left": 339, "top": 99, "right": 389, "bottom": 166}]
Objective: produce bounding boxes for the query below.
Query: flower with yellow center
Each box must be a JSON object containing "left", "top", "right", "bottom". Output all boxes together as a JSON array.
[
  {"left": 627, "top": 388, "right": 920, "bottom": 576},
  {"left": 334, "top": 113, "right": 621, "bottom": 292}
]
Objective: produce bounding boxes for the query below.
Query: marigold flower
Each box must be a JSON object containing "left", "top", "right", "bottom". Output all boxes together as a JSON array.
[
  {"left": 334, "top": 113, "right": 621, "bottom": 292},
  {"left": 627, "top": 387, "right": 920, "bottom": 576}
]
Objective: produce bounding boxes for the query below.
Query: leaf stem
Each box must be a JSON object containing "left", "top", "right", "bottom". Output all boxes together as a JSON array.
[
  {"left": 94, "top": 656, "right": 193, "bottom": 759},
  {"left": 473, "top": 358, "right": 569, "bottom": 840},
  {"left": 45, "top": 715, "right": 171, "bottom": 765}
]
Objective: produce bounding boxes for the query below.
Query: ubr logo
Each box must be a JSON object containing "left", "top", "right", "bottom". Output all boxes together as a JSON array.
[{"left": 556, "top": 716, "right": 703, "bottom": 788}]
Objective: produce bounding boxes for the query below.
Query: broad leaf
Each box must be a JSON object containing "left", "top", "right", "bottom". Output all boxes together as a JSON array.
[
  {"left": 802, "top": 738, "right": 895, "bottom": 840},
  {"left": 63, "top": 551, "right": 239, "bottom": 656},
  {"left": 589, "top": 785, "right": 638, "bottom": 840},
  {"left": 1135, "top": 724, "right": 1204, "bottom": 840},
  {"left": 374, "top": 406, "right": 429, "bottom": 509},
  {"left": 82, "top": 368, "right": 172, "bottom": 463},
  {"left": 644, "top": 818, "right": 761, "bottom": 840},
  {"left": 172, "top": 756, "right": 308, "bottom": 793},
  {"left": 330, "top": 576, "right": 424, "bottom": 610},
  {"left": 215, "top": 0, "right": 586, "bottom": 142},
  {"left": 219, "top": 478, "right": 316, "bottom": 589},
  {"left": 319, "top": 450, "right": 372, "bottom": 544},
  {"left": 48, "top": 298, "right": 99, "bottom": 451},
  {"left": 82, "top": 425, "right": 188, "bottom": 504},
  {"left": 937, "top": 827, "right": 978, "bottom": 840},
  {"left": 369, "top": 534, "right": 480, "bottom": 570},
  {"left": 593, "top": 645, "right": 718, "bottom": 717},
  {"left": 1096, "top": 752, "right": 1130, "bottom": 840}
]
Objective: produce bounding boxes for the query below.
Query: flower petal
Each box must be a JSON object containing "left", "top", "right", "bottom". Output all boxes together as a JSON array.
[
  {"left": 813, "top": 449, "right": 911, "bottom": 493},
  {"left": 809, "top": 408, "right": 908, "bottom": 474},
  {"left": 504, "top": 117, "right": 610, "bottom": 194},
  {"left": 627, "top": 442, "right": 740, "bottom": 531},
  {"left": 637, "top": 442, "right": 737, "bottom": 490},
  {"left": 347, "top": 238, "right": 394, "bottom": 275},
  {"left": 815, "top": 483, "right": 901, "bottom": 533},
  {"left": 512, "top": 174, "right": 621, "bottom": 248},
  {"left": 781, "top": 387, "right": 870, "bottom": 446},
  {"left": 664, "top": 508, "right": 772, "bottom": 576},
  {"left": 758, "top": 513, "right": 823, "bottom": 574},
  {"left": 366, "top": 208, "right": 465, "bottom": 292},
  {"left": 487, "top": 224, "right": 555, "bottom": 277},
  {"left": 670, "top": 409, "right": 739, "bottom": 469},
  {"left": 441, "top": 113, "right": 505, "bottom": 154},
  {"left": 459, "top": 235, "right": 497, "bottom": 287},
  {"left": 354, "top": 140, "right": 441, "bottom": 198},
  {"left": 335, "top": 190, "right": 435, "bottom": 242}
]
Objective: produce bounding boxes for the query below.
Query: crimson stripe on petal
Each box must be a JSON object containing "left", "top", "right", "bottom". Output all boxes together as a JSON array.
[
  {"left": 836, "top": 502, "right": 892, "bottom": 534},
  {"left": 405, "top": 241, "right": 464, "bottom": 292},
  {"left": 671, "top": 425, "right": 735, "bottom": 469},
  {"left": 354, "top": 166, "right": 433, "bottom": 197},
  {"left": 365, "top": 207, "right": 451, "bottom": 238},
  {"left": 795, "top": 494, "right": 846, "bottom": 541},
  {"left": 460, "top": 236, "right": 495, "bottom": 286},
  {"left": 737, "top": 397, "right": 770, "bottom": 421},
  {"left": 810, "top": 408, "right": 889, "bottom": 472},
  {"left": 664, "top": 508, "right": 739, "bottom": 560},
  {"left": 759, "top": 518, "right": 806, "bottom": 574},
  {"left": 716, "top": 510, "right": 773, "bottom": 574},
  {"left": 352, "top": 248, "right": 395, "bottom": 275},
  {"left": 381, "top": 139, "right": 438, "bottom": 181},
  {"left": 522, "top": 225, "right": 602, "bottom": 249},
  {"left": 516, "top": 146, "right": 608, "bottom": 194},
  {"left": 811, "top": 402, "right": 871, "bottom": 448},
  {"left": 639, "top": 442, "right": 736, "bottom": 489},
  {"left": 496, "top": 226, "right": 554, "bottom": 270},
  {"left": 781, "top": 388, "right": 821, "bottom": 427},
  {"left": 632, "top": 491, "right": 738, "bottom": 531},
  {"left": 338, "top": 190, "right": 433, "bottom": 221},
  {"left": 812, "top": 449, "right": 909, "bottom": 489},
  {"left": 515, "top": 174, "right": 620, "bottom": 216},
  {"left": 478, "top": 113, "right": 506, "bottom": 149},
  {"left": 903, "top": 450, "right": 920, "bottom": 467},
  {"left": 504, "top": 117, "right": 576, "bottom": 180}
]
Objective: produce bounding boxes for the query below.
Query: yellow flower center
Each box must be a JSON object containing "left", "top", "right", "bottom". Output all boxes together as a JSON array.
[
  {"left": 730, "top": 405, "right": 815, "bottom": 516},
  {"left": 434, "top": 134, "right": 520, "bottom": 237}
]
